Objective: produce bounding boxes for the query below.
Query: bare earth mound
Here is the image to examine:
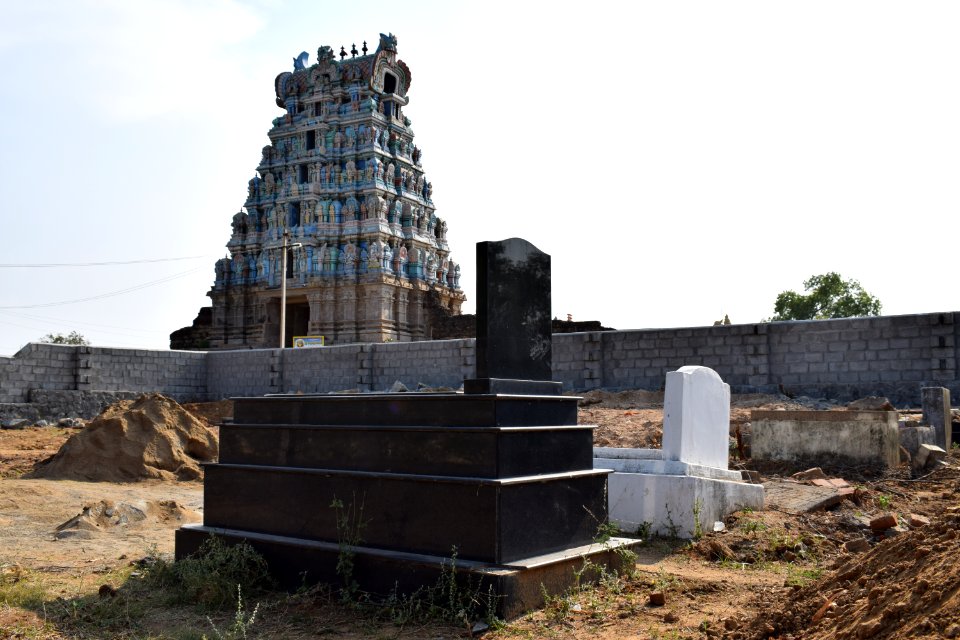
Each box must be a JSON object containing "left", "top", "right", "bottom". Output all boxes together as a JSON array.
[
  {"left": 735, "top": 510, "right": 960, "bottom": 640},
  {"left": 29, "top": 393, "right": 218, "bottom": 482}
]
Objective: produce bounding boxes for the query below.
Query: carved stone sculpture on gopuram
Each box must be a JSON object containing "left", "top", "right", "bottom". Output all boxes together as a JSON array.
[{"left": 182, "top": 33, "right": 465, "bottom": 348}]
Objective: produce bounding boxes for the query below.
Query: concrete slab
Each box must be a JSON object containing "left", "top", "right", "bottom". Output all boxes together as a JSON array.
[
  {"left": 763, "top": 479, "right": 843, "bottom": 513},
  {"left": 604, "top": 471, "right": 764, "bottom": 538}
]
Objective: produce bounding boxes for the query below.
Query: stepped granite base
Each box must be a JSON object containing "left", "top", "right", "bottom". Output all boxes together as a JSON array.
[{"left": 175, "top": 391, "right": 640, "bottom": 618}]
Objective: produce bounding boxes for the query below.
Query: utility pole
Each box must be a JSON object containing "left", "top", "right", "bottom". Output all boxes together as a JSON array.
[
  {"left": 280, "top": 232, "right": 289, "bottom": 349},
  {"left": 279, "top": 230, "right": 301, "bottom": 349}
]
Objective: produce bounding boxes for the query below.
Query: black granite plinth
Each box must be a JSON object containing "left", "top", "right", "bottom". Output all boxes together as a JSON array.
[
  {"left": 232, "top": 393, "right": 576, "bottom": 427},
  {"left": 475, "top": 238, "right": 553, "bottom": 382},
  {"left": 202, "top": 464, "right": 608, "bottom": 563},
  {"left": 220, "top": 423, "right": 593, "bottom": 477},
  {"left": 463, "top": 378, "right": 563, "bottom": 396},
  {"left": 175, "top": 526, "right": 641, "bottom": 619}
]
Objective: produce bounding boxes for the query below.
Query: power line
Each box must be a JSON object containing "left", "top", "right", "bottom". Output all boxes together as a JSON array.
[
  {"left": 0, "top": 267, "right": 207, "bottom": 309},
  {"left": 0, "top": 255, "right": 211, "bottom": 268},
  {"left": 0, "top": 310, "right": 165, "bottom": 338}
]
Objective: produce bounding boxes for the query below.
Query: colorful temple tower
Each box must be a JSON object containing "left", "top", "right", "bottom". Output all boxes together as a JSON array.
[{"left": 177, "top": 34, "right": 465, "bottom": 349}]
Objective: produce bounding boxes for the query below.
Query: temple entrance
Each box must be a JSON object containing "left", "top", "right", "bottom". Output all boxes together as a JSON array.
[{"left": 284, "top": 300, "right": 310, "bottom": 348}]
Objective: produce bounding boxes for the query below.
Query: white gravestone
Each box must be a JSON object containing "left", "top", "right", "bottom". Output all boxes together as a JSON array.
[
  {"left": 594, "top": 365, "right": 761, "bottom": 538},
  {"left": 662, "top": 366, "right": 731, "bottom": 470}
]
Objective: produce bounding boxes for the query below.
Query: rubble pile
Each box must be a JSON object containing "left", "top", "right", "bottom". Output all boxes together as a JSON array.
[{"left": 733, "top": 510, "right": 960, "bottom": 640}]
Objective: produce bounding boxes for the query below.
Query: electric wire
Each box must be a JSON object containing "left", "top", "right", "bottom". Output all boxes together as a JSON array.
[
  {"left": 0, "top": 256, "right": 211, "bottom": 268},
  {"left": 0, "top": 267, "right": 206, "bottom": 309},
  {"left": 0, "top": 310, "right": 166, "bottom": 339}
]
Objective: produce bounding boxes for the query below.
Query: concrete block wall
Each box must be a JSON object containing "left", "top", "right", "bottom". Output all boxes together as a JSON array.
[
  {"left": 78, "top": 346, "right": 207, "bottom": 401},
  {"left": 552, "top": 312, "right": 960, "bottom": 404},
  {"left": 552, "top": 325, "right": 768, "bottom": 391},
  {"left": 765, "top": 313, "right": 957, "bottom": 397},
  {"left": 366, "top": 339, "right": 474, "bottom": 391},
  {"left": 208, "top": 339, "right": 475, "bottom": 396},
  {"left": 0, "top": 312, "right": 958, "bottom": 407},
  {"left": 281, "top": 344, "right": 366, "bottom": 393},
  {"left": 0, "top": 343, "right": 79, "bottom": 403},
  {"left": 207, "top": 349, "right": 277, "bottom": 398}
]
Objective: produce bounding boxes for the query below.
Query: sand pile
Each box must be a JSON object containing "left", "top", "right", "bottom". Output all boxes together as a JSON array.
[
  {"left": 54, "top": 498, "right": 201, "bottom": 539},
  {"left": 31, "top": 394, "right": 218, "bottom": 482},
  {"left": 732, "top": 510, "right": 960, "bottom": 640},
  {"left": 182, "top": 399, "right": 233, "bottom": 428}
]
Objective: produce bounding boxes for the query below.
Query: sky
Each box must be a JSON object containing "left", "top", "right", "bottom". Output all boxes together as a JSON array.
[{"left": 1, "top": 1, "right": 958, "bottom": 356}]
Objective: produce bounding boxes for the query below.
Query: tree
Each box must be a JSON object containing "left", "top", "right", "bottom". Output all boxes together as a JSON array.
[
  {"left": 41, "top": 331, "right": 90, "bottom": 345},
  {"left": 771, "top": 272, "right": 881, "bottom": 321}
]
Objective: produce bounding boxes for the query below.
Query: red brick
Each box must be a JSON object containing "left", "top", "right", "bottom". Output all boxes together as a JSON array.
[
  {"left": 869, "top": 513, "right": 897, "bottom": 531},
  {"left": 909, "top": 513, "right": 931, "bottom": 528}
]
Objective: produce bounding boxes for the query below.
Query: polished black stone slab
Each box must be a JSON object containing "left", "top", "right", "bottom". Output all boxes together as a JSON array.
[
  {"left": 475, "top": 238, "right": 553, "bottom": 382},
  {"left": 175, "top": 526, "right": 641, "bottom": 619},
  {"left": 463, "top": 378, "right": 563, "bottom": 396},
  {"left": 202, "top": 464, "right": 609, "bottom": 564},
  {"left": 219, "top": 423, "right": 594, "bottom": 478},
  {"left": 231, "top": 393, "right": 577, "bottom": 427}
]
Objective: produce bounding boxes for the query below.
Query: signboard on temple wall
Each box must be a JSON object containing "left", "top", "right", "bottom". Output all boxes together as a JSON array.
[{"left": 293, "top": 336, "right": 325, "bottom": 348}]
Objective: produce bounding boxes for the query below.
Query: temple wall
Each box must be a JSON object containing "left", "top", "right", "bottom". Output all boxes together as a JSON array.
[{"left": 2, "top": 312, "right": 958, "bottom": 411}]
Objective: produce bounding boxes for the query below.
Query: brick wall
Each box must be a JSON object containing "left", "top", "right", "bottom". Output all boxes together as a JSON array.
[{"left": 1, "top": 312, "right": 958, "bottom": 407}]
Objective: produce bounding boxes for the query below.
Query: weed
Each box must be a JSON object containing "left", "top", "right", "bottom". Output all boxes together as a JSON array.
[
  {"left": 540, "top": 584, "right": 571, "bottom": 624},
  {"left": 636, "top": 521, "right": 652, "bottom": 538},
  {"left": 662, "top": 505, "right": 681, "bottom": 539},
  {"left": 740, "top": 519, "right": 768, "bottom": 534},
  {"left": 330, "top": 493, "right": 368, "bottom": 602},
  {"left": 375, "top": 547, "right": 503, "bottom": 630},
  {"left": 0, "top": 563, "right": 48, "bottom": 608},
  {"left": 653, "top": 567, "right": 679, "bottom": 593},
  {"left": 571, "top": 557, "right": 598, "bottom": 594},
  {"left": 692, "top": 499, "right": 704, "bottom": 539},
  {"left": 594, "top": 520, "right": 621, "bottom": 545},
  {"left": 145, "top": 536, "right": 272, "bottom": 610},
  {"left": 205, "top": 585, "right": 260, "bottom": 640},
  {"left": 430, "top": 548, "right": 502, "bottom": 628},
  {"left": 614, "top": 546, "right": 639, "bottom": 579},
  {"left": 875, "top": 493, "right": 892, "bottom": 510},
  {"left": 783, "top": 566, "right": 823, "bottom": 587}
]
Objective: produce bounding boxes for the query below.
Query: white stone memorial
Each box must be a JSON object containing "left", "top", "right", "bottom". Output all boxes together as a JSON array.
[
  {"left": 594, "top": 366, "right": 764, "bottom": 538},
  {"left": 663, "top": 366, "right": 731, "bottom": 469}
]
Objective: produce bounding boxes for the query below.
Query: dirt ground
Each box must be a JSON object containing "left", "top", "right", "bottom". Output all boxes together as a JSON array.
[{"left": 1, "top": 395, "right": 958, "bottom": 639}]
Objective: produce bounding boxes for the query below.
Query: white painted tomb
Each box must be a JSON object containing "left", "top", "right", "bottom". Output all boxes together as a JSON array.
[{"left": 594, "top": 366, "right": 765, "bottom": 538}]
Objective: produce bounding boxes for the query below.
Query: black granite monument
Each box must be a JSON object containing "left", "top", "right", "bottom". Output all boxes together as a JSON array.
[
  {"left": 466, "top": 238, "right": 562, "bottom": 396},
  {"left": 175, "top": 238, "right": 638, "bottom": 618}
]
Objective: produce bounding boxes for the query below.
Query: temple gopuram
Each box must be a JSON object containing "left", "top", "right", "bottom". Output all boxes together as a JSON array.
[{"left": 172, "top": 34, "right": 465, "bottom": 349}]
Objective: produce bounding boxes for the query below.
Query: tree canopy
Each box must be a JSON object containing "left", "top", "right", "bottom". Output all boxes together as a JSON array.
[
  {"left": 40, "top": 331, "right": 90, "bottom": 345},
  {"left": 771, "top": 272, "right": 882, "bottom": 321}
]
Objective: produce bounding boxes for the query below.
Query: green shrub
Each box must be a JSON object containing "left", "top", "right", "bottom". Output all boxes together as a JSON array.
[{"left": 145, "top": 536, "right": 272, "bottom": 610}]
